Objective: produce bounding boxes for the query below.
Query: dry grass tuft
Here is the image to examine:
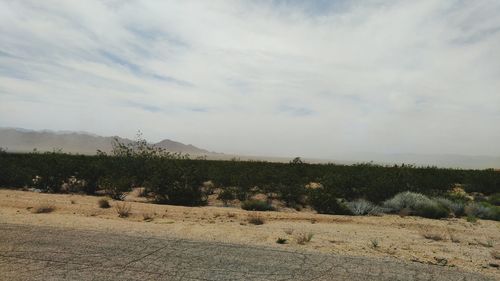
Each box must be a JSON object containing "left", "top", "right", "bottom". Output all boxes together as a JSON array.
[
  {"left": 142, "top": 212, "right": 155, "bottom": 221},
  {"left": 115, "top": 202, "right": 131, "bottom": 218},
  {"left": 449, "top": 233, "right": 461, "bottom": 243},
  {"left": 370, "top": 239, "right": 380, "bottom": 248},
  {"left": 227, "top": 212, "right": 237, "bottom": 218},
  {"left": 296, "top": 232, "right": 314, "bottom": 245},
  {"left": 491, "top": 250, "right": 500, "bottom": 260},
  {"left": 284, "top": 228, "right": 294, "bottom": 235},
  {"left": 247, "top": 215, "right": 265, "bottom": 225},
  {"left": 98, "top": 198, "right": 111, "bottom": 209},
  {"left": 31, "top": 204, "right": 55, "bottom": 214},
  {"left": 422, "top": 230, "right": 447, "bottom": 241}
]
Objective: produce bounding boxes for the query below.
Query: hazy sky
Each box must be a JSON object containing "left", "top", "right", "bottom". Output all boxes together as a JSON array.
[{"left": 1, "top": 0, "right": 499, "bottom": 158}]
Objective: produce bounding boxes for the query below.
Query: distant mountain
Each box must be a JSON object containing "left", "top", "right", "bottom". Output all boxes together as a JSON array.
[
  {"left": 0, "top": 128, "right": 211, "bottom": 155},
  {"left": 1, "top": 128, "right": 498, "bottom": 169}
]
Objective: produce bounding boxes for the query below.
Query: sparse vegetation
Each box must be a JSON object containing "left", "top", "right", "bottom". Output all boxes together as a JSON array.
[
  {"left": 98, "top": 198, "right": 111, "bottom": 208},
  {"left": 115, "top": 202, "right": 131, "bottom": 218},
  {"left": 1, "top": 139, "right": 500, "bottom": 222},
  {"left": 296, "top": 232, "right": 314, "bottom": 245},
  {"left": 247, "top": 215, "right": 265, "bottom": 225},
  {"left": 284, "top": 228, "right": 294, "bottom": 235},
  {"left": 31, "top": 204, "right": 55, "bottom": 214},
  {"left": 370, "top": 239, "right": 379, "bottom": 248}
]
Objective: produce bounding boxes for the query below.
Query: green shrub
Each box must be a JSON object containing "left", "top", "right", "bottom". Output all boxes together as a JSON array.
[
  {"left": 466, "top": 215, "right": 477, "bottom": 223},
  {"left": 488, "top": 193, "right": 500, "bottom": 206},
  {"left": 345, "top": 199, "right": 384, "bottom": 215},
  {"left": 383, "top": 191, "right": 433, "bottom": 212},
  {"left": 241, "top": 200, "right": 275, "bottom": 211},
  {"left": 218, "top": 188, "right": 236, "bottom": 206},
  {"left": 308, "top": 190, "right": 352, "bottom": 215},
  {"left": 464, "top": 202, "right": 500, "bottom": 221},
  {"left": 383, "top": 192, "right": 451, "bottom": 219},
  {"left": 415, "top": 202, "right": 449, "bottom": 219},
  {"left": 433, "top": 197, "right": 465, "bottom": 217}
]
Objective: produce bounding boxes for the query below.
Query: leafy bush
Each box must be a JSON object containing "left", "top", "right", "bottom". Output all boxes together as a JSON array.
[
  {"left": 346, "top": 199, "right": 384, "bottom": 215},
  {"left": 488, "top": 193, "right": 500, "bottom": 206},
  {"left": 433, "top": 197, "right": 465, "bottom": 217},
  {"left": 383, "top": 191, "right": 433, "bottom": 212},
  {"left": 464, "top": 202, "right": 494, "bottom": 220},
  {"left": 217, "top": 187, "right": 236, "bottom": 206},
  {"left": 383, "top": 192, "right": 450, "bottom": 219},
  {"left": 241, "top": 200, "right": 275, "bottom": 211},
  {"left": 308, "top": 189, "right": 352, "bottom": 215},
  {"left": 416, "top": 202, "right": 449, "bottom": 219}
]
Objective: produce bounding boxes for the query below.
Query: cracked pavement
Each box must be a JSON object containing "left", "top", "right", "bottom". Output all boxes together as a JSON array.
[{"left": 0, "top": 223, "right": 494, "bottom": 281}]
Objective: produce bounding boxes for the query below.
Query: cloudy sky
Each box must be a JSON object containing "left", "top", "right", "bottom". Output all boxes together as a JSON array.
[{"left": 1, "top": 0, "right": 499, "bottom": 159}]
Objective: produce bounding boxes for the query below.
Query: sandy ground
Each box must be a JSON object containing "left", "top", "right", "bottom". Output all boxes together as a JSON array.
[{"left": 0, "top": 189, "right": 498, "bottom": 279}]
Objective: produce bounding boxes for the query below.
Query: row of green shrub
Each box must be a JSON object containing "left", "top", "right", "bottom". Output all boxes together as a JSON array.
[
  {"left": 0, "top": 150, "right": 499, "bottom": 209},
  {"left": 307, "top": 191, "right": 500, "bottom": 221}
]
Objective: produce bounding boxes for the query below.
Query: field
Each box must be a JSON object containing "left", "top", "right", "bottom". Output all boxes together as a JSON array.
[
  {"left": 0, "top": 189, "right": 498, "bottom": 279},
  {"left": 1, "top": 148, "right": 499, "bottom": 279}
]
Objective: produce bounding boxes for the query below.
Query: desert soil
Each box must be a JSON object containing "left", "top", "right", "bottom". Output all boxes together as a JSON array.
[{"left": 0, "top": 189, "right": 498, "bottom": 279}]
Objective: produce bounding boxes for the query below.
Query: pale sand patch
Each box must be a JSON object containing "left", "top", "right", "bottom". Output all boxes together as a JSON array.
[{"left": 0, "top": 189, "right": 498, "bottom": 278}]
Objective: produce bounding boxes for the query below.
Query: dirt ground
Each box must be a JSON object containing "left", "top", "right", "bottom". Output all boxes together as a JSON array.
[{"left": 0, "top": 189, "right": 498, "bottom": 279}]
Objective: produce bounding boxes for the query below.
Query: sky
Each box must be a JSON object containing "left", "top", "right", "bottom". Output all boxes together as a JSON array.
[{"left": 1, "top": 0, "right": 500, "bottom": 159}]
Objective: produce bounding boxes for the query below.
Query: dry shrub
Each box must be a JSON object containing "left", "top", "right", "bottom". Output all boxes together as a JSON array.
[
  {"left": 296, "top": 232, "right": 314, "bottom": 245},
  {"left": 115, "top": 202, "right": 131, "bottom": 218},
  {"left": 449, "top": 233, "right": 461, "bottom": 243},
  {"left": 422, "top": 230, "right": 447, "bottom": 241},
  {"left": 247, "top": 215, "right": 265, "bottom": 225},
  {"left": 491, "top": 250, "right": 500, "bottom": 260},
  {"left": 142, "top": 212, "right": 155, "bottom": 221},
  {"left": 31, "top": 204, "right": 55, "bottom": 214},
  {"left": 227, "top": 212, "right": 236, "bottom": 218},
  {"left": 98, "top": 198, "right": 111, "bottom": 209},
  {"left": 276, "top": 238, "right": 287, "bottom": 244},
  {"left": 370, "top": 239, "right": 380, "bottom": 248}
]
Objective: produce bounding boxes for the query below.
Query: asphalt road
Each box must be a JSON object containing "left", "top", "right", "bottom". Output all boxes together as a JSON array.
[{"left": 0, "top": 223, "right": 494, "bottom": 281}]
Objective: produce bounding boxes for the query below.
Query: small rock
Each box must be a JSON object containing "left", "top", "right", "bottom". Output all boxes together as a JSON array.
[{"left": 489, "top": 263, "right": 499, "bottom": 268}]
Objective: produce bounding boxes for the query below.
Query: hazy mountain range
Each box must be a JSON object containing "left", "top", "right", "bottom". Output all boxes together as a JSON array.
[
  {"left": 0, "top": 128, "right": 211, "bottom": 155},
  {"left": 0, "top": 127, "right": 499, "bottom": 169}
]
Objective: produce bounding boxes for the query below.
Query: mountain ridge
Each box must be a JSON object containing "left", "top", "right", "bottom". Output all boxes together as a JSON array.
[{"left": 0, "top": 128, "right": 212, "bottom": 155}]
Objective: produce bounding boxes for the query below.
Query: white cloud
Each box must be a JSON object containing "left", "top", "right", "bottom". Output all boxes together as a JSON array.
[{"left": 1, "top": 0, "right": 499, "bottom": 158}]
